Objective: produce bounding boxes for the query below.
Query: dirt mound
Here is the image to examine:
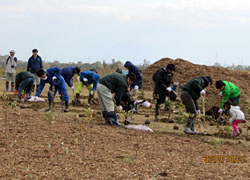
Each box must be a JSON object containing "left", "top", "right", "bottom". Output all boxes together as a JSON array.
[{"left": 143, "top": 57, "right": 250, "bottom": 110}]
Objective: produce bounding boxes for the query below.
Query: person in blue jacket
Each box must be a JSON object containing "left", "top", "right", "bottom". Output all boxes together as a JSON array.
[
  {"left": 27, "top": 49, "right": 43, "bottom": 92},
  {"left": 62, "top": 66, "right": 81, "bottom": 89},
  {"left": 36, "top": 68, "right": 70, "bottom": 112},
  {"left": 124, "top": 61, "right": 143, "bottom": 90},
  {"left": 75, "top": 69, "right": 100, "bottom": 104}
]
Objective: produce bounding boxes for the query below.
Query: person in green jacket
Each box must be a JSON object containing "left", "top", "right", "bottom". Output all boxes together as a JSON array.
[
  {"left": 97, "top": 72, "right": 136, "bottom": 126},
  {"left": 181, "top": 76, "right": 213, "bottom": 134},
  {"left": 15, "top": 72, "right": 35, "bottom": 101},
  {"left": 215, "top": 80, "right": 241, "bottom": 113}
]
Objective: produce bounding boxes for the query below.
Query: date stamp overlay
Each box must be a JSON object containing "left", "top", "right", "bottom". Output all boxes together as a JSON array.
[{"left": 204, "top": 155, "right": 246, "bottom": 163}]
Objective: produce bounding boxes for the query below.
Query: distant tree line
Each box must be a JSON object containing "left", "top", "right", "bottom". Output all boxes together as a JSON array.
[{"left": 213, "top": 62, "right": 250, "bottom": 71}]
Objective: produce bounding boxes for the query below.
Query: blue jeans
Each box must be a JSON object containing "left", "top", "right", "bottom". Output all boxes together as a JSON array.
[
  {"left": 230, "top": 95, "right": 240, "bottom": 106},
  {"left": 48, "top": 76, "right": 69, "bottom": 101},
  {"left": 18, "top": 78, "right": 35, "bottom": 97}
]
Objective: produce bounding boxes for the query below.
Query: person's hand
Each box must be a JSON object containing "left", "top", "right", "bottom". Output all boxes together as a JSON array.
[
  {"left": 200, "top": 90, "right": 206, "bottom": 95},
  {"left": 134, "top": 85, "right": 139, "bottom": 90},
  {"left": 83, "top": 78, "right": 88, "bottom": 82},
  {"left": 229, "top": 118, "right": 233, "bottom": 123},
  {"left": 219, "top": 92, "right": 223, "bottom": 96},
  {"left": 52, "top": 76, "right": 57, "bottom": 81},
  {"left": 90, "top": 90, "right": 94, "bottom": 96},
  {"left": 117, "top": 105, "right": 123, "bottom": 112},
  {"left": 71, "top": 86, "right": 75, "bottom": 90},
  {"left": 166, "top": 87, "right": 172, "bottom": 92},
  {"left": 196, "top": 110, "right": 201, "bottom": 115},
  {"left": 218, "top": 108, "right": 223, "bottom": 114}
]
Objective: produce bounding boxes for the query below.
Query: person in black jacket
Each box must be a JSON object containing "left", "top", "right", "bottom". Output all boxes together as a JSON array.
[
  {"left": 152, "top": 64, "right": 176, "bottom": 121},
  {"left": 181, "top": 76, "right": 213, "bottom": 134}
]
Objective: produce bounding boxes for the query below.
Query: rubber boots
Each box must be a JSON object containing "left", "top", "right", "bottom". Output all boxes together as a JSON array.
[
  {"left": 64, "top": 100, "right": 69, "bottom": 112},
  {"left": 6, "top": 82, "right": 9, "bottom": 92},
  {"left": 11, "top": 82, "right": 14, "bottom": 92},
  {"left": 46, "top": 101, "right": 52, "bottom": 112}
]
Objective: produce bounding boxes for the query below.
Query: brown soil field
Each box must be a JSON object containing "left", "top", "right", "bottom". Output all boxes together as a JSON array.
[{"left": 0, "top": 76, "right": 250, "bottom": 179}]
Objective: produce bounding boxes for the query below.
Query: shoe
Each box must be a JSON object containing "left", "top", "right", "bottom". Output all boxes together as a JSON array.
[
  {"left": 233, "top": 131, "right": 241, "bottom": 137},
  {"left": 184, "top": 127, "right": 194, "bottom": 134}
]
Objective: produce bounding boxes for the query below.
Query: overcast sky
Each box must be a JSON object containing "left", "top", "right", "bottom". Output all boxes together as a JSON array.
[{"left": 1, "top": 0, "right": 250, "bottom": 65}]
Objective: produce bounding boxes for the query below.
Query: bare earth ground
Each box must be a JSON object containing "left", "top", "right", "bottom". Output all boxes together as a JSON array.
[{"left": 0, "top": 80, "right": 250, "bottom": 180}]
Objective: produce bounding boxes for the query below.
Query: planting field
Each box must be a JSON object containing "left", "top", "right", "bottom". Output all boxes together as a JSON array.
[{"left": 0, "top": 77, "right": 250, "bottom": 179}]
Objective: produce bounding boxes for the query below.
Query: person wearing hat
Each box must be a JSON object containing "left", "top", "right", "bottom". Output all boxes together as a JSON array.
[
  {"left": 27, "top": 49, "right": 43, "bottom": 92},
  {"left": 5, "top": 50, "right": 18, "bottom": 92},
  {"left": 124, "top": 61, "right": 143, "bottom": 90},
  {"left": 36, "top": 68, "right": 70, "bottom": 112},
  {"left": 215, "top": 80, "right": 241, "bottom": 114},
  {"left": 181, "top": 76, "right": 213, "bottom": 134},
  {"left": 74, "top": 69, "right": 100, "bottom": 104},
  {"left": 152, "top": 63, "right": 176, "bottom": 121}
]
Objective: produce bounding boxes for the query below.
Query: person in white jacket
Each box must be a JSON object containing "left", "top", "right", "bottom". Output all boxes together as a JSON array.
[
  {"left": 5, "top": 50, "right": 18, "bottom": 92},
  {"left": 224, "top": 100, "right": 246, "bottom": 137}
]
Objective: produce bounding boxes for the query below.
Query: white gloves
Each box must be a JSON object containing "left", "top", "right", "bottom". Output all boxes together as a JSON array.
[
  {"left": 117, "top": 105, "right": 123, "bottom": 112},
  {"left": 134, "top": 85, "right": 139, "bottom": 90},
  {"left": 218, "top": 108, "right": 223, "bottom": 113},
  {"left": 90, "top": 90, "right": 94, "bottom": 96},
  {"left": 196, "top": 110, "right": 201, "bottom": 115},
  {"left": 52, "top": 76, "right": 57, "bottom": 81},
  {"left": 229, "top": 118, "right": 233, "bottom": 124},
  {"left": 200, "top": 90, "right": 206, "bottom": 95},
  {"left": 83, "top": 78, "right": 88, "bottom": 82},
  {"left": 219, "top": 92, "right": 223, "bottom": 96},
  {"left": 71, "top": 86, "right": 75, "bottom": 90},
  {"left": 166, "top": 87, "right": 172, "bottom": 92}
]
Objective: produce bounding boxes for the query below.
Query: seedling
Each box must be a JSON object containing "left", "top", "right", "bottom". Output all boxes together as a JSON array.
[{"left": 45, "top": 111, "right": 55, "bottom": 124}]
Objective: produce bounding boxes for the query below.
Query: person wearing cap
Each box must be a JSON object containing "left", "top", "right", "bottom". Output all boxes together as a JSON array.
[
  {"left": 35, "top": 68, "right": 70, "bottom": 112},
  {"left": 152, "top": 64, "right": 176, "bottom": 121},
  {"left": 181, "top": 76, "right": 213, "bottom": 134},
  {"left": 5, "top": 50, "right": 18, "bottom": 92},
  {"left": 97, "top": 72, "right": 136, "bottom": 126},
  {"left": 215, "top": 80, "right": 241, "bottom": 114},
  {"left": 124, "top": 61, "right": 143, "bottom": 90},
  {"left": 27, "top": 49, "right": 43, "bottom": 92},
  {"left": 74, "top": 69, "right": 100, "bottom": 104}
]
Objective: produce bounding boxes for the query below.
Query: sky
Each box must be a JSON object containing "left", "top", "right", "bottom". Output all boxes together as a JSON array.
[{"left": 1, "top": 0, "right": 250, "bottom": 65}]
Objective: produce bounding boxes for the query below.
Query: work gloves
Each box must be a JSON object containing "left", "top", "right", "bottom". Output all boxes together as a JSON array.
[
  {"left": 83, "top": 78, "right": 88, "bottom": 82},
  {"left": 134, "top": 85, "right": 139, "bottom": 90},
  {"left": 90, "top": 90, "right": 94, "bottom": 96},
  {"left": 200, "top": 90, "right": 206, "bottom": 95},
  {"left": 71, "top": 86, "right": 75, "bottom": 90},
  {"left": 52, "top": 76, "right": 57, "bottom": 81},
  {"left": 117, "top": 105, "right": 123, "bottom": 112},
  {"left": 196, "top": 110, "right": 201, "bottom": 115},
  {"left": 166, "top": 87, "right": 172, "bottom": 92},
  {"left": 218, "top": 108, "right": 223, "bottom": 114},
  {"left": 219, "top": 92, "right": 223, "bottom": 96}
]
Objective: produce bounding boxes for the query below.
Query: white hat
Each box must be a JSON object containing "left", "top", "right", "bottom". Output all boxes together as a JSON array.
[{"left": 9, "top": 50, "right": 15, "bottom": 53}]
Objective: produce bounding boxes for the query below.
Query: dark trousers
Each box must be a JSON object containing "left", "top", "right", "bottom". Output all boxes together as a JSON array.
[
  {"left": 18, "top": 78, "right": 35, "bottom": 98},
  {"left": 155, "top": 93, "right": 169, "bottom": 116},
  {"left": 180, "top": 91, "right": 197, "bottom": 129}
]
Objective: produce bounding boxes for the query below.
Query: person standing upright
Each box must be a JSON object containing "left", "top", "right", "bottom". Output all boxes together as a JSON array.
[
  {"left": 5, "top": 50, "right": 18, "bottom": 92},
  {"left": 27, "top": 49, "right": 43, "bottom": 92}
]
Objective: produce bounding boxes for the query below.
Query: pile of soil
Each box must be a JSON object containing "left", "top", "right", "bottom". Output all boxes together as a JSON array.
[{"left": 143, "top": 58, "right": 250, "bottom": 111}]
